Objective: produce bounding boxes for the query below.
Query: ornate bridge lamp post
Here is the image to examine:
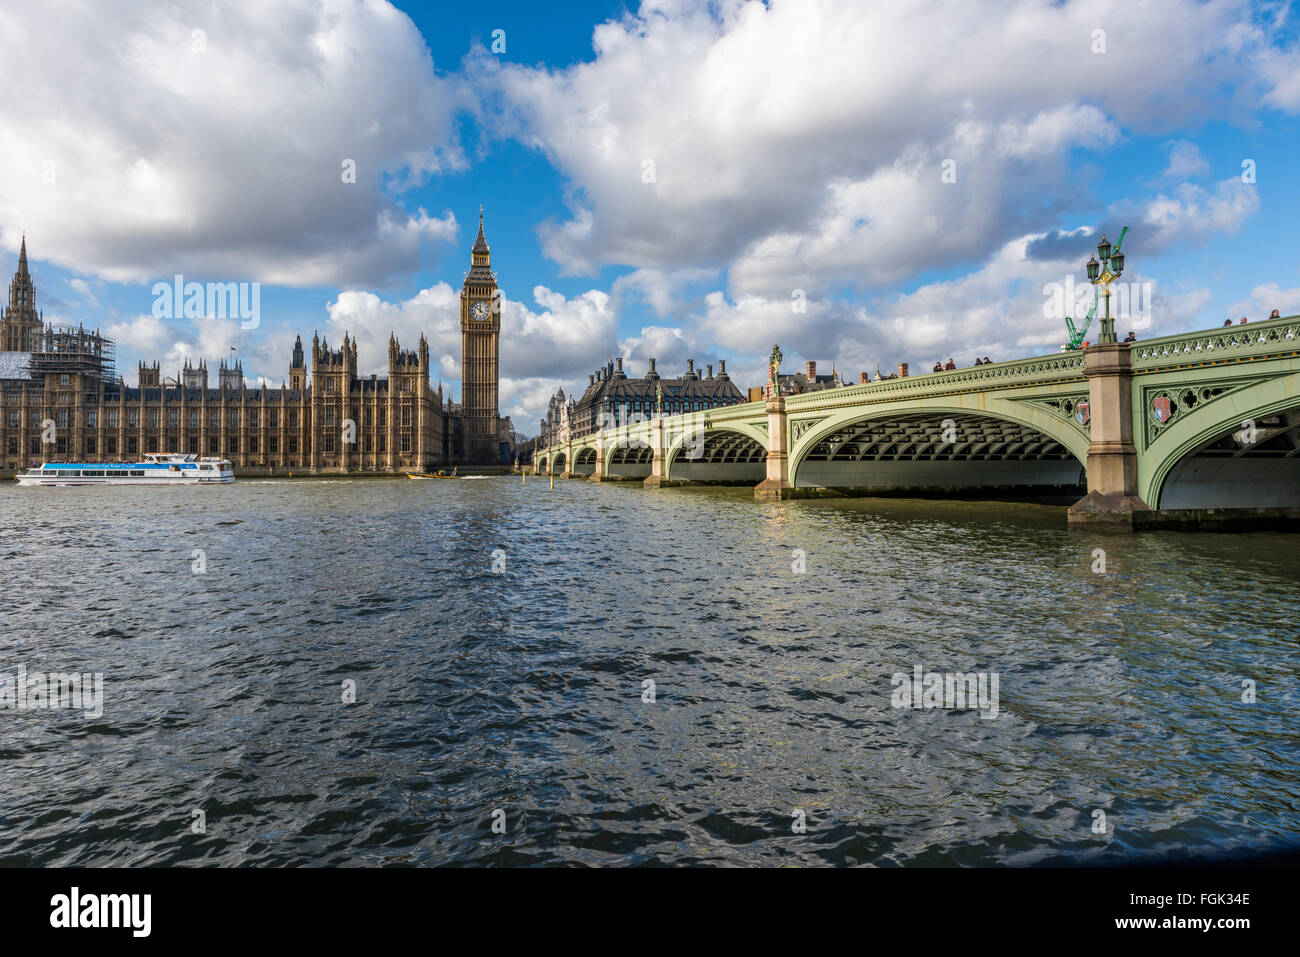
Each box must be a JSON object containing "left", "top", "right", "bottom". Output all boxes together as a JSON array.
[
  {"left": 768, "top": 343, "right": 783, "bottom": 398},
  {"left": 1085, "top": 228, "right": 1127, "bottom": 345}
]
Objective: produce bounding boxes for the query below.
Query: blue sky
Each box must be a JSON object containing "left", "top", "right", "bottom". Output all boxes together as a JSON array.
[{"left": 2, "top": 0, "right": 1299, "bottom": 432}]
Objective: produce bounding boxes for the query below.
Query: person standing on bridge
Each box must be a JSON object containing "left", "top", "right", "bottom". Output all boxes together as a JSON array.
[
  {"left": 1269, "top": 309, "right": 1281, "bottom": 319},
  {"left": 933, "top": 361, "right": 943, "bottom": 372},
  {"left": 944, "top": 358, "right": 956, "bottom": 370}
]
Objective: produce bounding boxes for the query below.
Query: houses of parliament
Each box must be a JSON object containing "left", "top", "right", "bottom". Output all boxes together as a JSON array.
[{"left": 0, "top": 219, "right": 514, "bottom": 473}]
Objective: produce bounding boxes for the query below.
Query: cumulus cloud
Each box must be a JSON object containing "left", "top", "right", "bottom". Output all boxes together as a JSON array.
[
  {"left": 1123, "top": 178, "right": 1260, "bottom": 252},
  {"left": 480, "top": 0, "right": 1295, "bottom": 289},
  {"left": 0, "top": 0, "right": 465, "bottom": 287}
]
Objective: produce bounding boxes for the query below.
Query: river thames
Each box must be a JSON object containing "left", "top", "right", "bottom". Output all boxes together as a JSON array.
[{"left": 0, "top": 477, "right": 1296, "bottom": 866}]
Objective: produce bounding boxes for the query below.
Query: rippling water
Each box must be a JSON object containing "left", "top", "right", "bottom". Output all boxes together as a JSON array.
[{"left": 0, "top": 477, "right": 1296, "bottom": 866}]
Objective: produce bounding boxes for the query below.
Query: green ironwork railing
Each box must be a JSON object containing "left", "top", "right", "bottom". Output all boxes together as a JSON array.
[{"left": 1130, "top": 313, "right": 1300, "bottom": 369}]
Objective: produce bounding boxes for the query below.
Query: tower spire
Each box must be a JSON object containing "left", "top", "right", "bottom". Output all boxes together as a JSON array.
[
  {"left": 473, "top": 206, "right": 489, "bottom": 254},
  {"left": 17, "top": 233, "right": 27, "bottom": 275}
]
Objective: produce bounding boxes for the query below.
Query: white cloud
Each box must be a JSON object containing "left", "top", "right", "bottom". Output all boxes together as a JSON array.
[
  {"left": 482, "top": 0, "right": 1293, "bottom": 290},
  {"left": 1162, "top": 140, "right": 1210, "bottom": 180},
  {"left": 1129, "top": 178, "right": 1260, "bottom": 251},
  {"left": 0, "top": 0, "right": 465, "bottom": 287},
  {"left": 1227, "top": 283, "right": 1300, "bottom": 322}
]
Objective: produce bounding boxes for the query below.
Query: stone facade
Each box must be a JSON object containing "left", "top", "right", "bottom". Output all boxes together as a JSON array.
[
  {"left": 0, "top": 230, "right": 513, "bottom": 473},
  {"left": 538, "top": 357, "right": 745, "bottom": 448}
]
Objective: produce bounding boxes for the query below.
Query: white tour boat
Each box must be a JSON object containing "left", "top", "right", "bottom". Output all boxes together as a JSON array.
[{"left": 15, "top": 453, "right": 235, "bottom": 486}]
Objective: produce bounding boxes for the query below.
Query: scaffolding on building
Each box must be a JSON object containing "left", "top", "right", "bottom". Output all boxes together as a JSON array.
[{"left": 27, "top": 323, "right": 116, "bottom": 384}]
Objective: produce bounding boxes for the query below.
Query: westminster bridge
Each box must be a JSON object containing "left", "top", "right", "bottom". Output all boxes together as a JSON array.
[{"left": 535, "top": 313, "right": 1300, "bottom": 528}]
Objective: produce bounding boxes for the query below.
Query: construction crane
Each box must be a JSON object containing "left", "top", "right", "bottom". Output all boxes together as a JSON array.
[{"left": 1064, "top": 287, "right": 1100, "bottom": 350}]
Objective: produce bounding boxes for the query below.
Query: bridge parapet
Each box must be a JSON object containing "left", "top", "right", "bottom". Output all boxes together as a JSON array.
[
  {"left": 1131, "top": 313, "right": 1300, "bottom": 370},
  {"left": 784, "top": 352, "right": 1086, "bottom": 413}
]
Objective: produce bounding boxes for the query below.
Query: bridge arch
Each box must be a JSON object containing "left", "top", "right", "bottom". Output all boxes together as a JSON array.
[
  {"left": 664, "top": 422, "right": 769, "bottom": 483},
  {"left": 536, "top": 455, "right": 548, "bottom": 473},
  {"left": 1142, "top": 371, "right": 1300, "bottom": 508},
  {"left": 572, "top": 446, "right": 598, "bottom": 476},
  {"left": 789, "top": 398, "right": 1089, "bottom": 495},
  {"left": 551, "top": 451, "right": 567, "bottom": 473},
  {"left": 606, "top": 436, "right": 654, "bottom": 478}
]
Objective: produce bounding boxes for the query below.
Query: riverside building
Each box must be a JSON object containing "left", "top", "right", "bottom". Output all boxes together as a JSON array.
[{"left": 0, "top": 224, "right": 515, "bottom": 473}]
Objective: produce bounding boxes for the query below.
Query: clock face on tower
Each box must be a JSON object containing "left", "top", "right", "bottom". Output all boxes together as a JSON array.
[{"left": 470, "top": 300, "right": 491, "bottom": 321}]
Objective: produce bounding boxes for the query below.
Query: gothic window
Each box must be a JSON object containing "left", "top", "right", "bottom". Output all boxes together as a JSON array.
[
  {"left": 324, "top": 407, "right": 336, "bottom": 427},
  {"left": 287, "top": 436, "right": 298, "bottom": 453},
  {"left": 56, "top": 410, "right": 68, "bottom": 429},
  {"left": 249, "top": 410, "right": 258, "bottom": 427},
  {"left": 128, "top": 410, "right": 138, "bottom": 427},
  {"left": 249, "top": 437, "right": 258, "bottom": 454},
  {"left": 323, "top": 433, "right": 335, "bottom": 453},
  {"left": 288, "top": 410, "right": 298, "bottom": 428},
  {"left": 169, "top": 410, "right": 179, "bottom": 428},
  {"left": 128, "top": 437, "right": 138, "bottom": 455},
  {"left": 188, "top": 437, "right": 198, "bottom": 454},
  {"left": 87, "top": 411, "right": 97, "bottom": 428},
  {"left": 106, "top": 437, "right": 116, "bottom": 454},
  {"left": 269, "top": 409, "right": 278, "bottom": 428},
  {"left": 7, "top": 412, "right": 16, "bottom": 428},
  {"left": 209, "top": 410, "right": 219, "bottom": 428},
  {"left": 401, "top": 434, "right": 411, "bottom": 452},
  {"left": 229, "top": 410, "right": 239, "bottom": 429},
  {"left": 269, "top": 437, "right": 278, "bottom": 454},
  {"left": 85, "top": 437, "right": 96, "bottom": 454},
  {"left": 189, "top": 411, "right": 199, "bottom": 428},
  {"left": 209, "top": 436, "right": 218, "bottom": 454},
  {"left": 150, "top": 411, "right": 159, "bottom": 428}
]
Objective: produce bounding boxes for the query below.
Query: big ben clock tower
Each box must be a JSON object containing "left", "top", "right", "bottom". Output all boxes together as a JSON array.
[{"left": 459, "top": 208, "right": 501, "bottom": 464}]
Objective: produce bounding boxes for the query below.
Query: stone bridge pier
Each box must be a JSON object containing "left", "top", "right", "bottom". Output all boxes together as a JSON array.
[{"left": 1066, "top": 342, "right": 1148, "bottom": 526}]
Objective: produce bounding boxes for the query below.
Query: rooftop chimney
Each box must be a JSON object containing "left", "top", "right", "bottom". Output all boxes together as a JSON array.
[
  {"left": 646, "top": 358, "right": 659, "bottom": 380},
  {"left": 615, "top": 357, "right": 624, "bottom": 375},
  {"left": 589, "top": 374, "right": 595, "bottom": 385},
  {"left": 858, "top": 372, "right": 869, "bottom": 384},
  {"left": 897, "top": 362, "right": 909, "bottom": 378},
  {"left": 806, "top": 360, "right": 816, "bottom": 379},
  {"left": 717, "top": 359, "right": 728, "bottom": 379},
  {"left": 706, "top": 364, "right": 713, "bottom": 378}
]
